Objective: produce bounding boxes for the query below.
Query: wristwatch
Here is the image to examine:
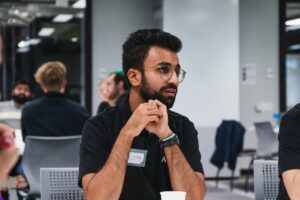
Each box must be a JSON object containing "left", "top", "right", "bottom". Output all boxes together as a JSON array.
[{"left": 160, "top": 133, "right": 180, "bottom": 148}]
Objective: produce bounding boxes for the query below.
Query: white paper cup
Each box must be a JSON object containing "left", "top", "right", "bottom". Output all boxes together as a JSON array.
[{"left": 160, "top": 191, "right": 186, "bottom": 200}]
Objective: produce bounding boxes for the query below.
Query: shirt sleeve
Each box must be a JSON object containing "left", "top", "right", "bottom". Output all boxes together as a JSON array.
[
  {"left": 78, "top": 118, "right": 110, "bottom": 187},
  {"left": 278, "top": 114, "right": 300, "bottom": 175},
  {"left": 179, "top": 120, "right": 204, "bottom": 174}
]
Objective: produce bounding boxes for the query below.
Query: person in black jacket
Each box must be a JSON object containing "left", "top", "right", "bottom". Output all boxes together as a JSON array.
[
  {"left": 21, "top": 61, "right": 89, "bottom": 138},
  {"left": 278, "top": 104, "right": 300, "bottom": 199}
]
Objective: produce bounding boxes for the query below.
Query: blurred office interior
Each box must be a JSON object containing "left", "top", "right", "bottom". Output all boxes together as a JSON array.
[{"left": 0, "top": 0, "right": 299, "bottom": 199}]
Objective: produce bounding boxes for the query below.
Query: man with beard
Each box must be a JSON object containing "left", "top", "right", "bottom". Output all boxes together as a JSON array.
[
  {"left": 79, "top": 29, "right": 206, "bottom": 200},
  {"left": 97, "top": 71, "right": 129, "bottom": 114},
  {"left": 0, "top": 80, "right": 32, "bottom": 129}
]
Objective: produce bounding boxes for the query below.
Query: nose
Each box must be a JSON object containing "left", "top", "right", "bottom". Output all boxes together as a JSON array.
[
  {"left": 20, "top": 89, "right": 26, "bottom": 94},
  {"left": 20, "top": 89, "right": 29, "bottom": 96},
  {"left": 168, "top": 70, "right": 179, "bottom": 85}
]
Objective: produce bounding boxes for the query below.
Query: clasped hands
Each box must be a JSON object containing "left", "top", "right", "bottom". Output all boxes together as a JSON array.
[{"left": 124, "top": 99, "right": 172, "bottom": 140}]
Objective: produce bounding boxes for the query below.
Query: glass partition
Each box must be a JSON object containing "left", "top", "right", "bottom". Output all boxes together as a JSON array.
[{"left": 0, "top": 0, "right": 91, "bottom": 110}]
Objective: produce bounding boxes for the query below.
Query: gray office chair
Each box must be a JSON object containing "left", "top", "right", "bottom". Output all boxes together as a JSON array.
[
  {"left": 40, "top": 167, "right": 84, "bottom": 200},
  {"left": 254, "top": 122, "right": 278, "bottom": 158},
  {"left": 254, "top": 160, "right": 279, "bottom": 200},
  {"left": 244, "top": 121, "right": 279, "bottom": 191},
  {"left": 22, "top": 135, "right": 81, "bottom": 198}
]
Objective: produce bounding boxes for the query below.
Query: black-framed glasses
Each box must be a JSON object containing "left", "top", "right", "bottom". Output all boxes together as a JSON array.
[{"left": 145, "top": 64, "right": 186, "bottom": 83}]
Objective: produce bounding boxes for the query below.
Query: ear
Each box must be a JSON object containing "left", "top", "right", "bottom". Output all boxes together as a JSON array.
[
  {"left": 127, "top": 69, "right": 141, "bottom": 87},
  {"left": 117, "top": 80, "right": 124, "bottom": 90}
]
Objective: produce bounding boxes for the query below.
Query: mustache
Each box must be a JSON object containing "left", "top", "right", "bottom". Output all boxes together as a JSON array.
[{"left": 160, "top": 83, "right": 177, "bottom": 92}]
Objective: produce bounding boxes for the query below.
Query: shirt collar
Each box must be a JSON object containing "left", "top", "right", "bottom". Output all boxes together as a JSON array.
[{"left": 45, "top": 91, "right": 65, "bottom": 98}]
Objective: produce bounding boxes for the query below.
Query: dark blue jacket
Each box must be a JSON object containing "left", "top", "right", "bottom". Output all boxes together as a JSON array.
[
  {"left": 210, "top": 120, "right": 245, "bottom": 171},
  {"left": 22, "top": 92, "right": 90, "bottom": 138}
]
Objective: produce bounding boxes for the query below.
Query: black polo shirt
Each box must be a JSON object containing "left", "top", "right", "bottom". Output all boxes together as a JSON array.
[
  {"left": 79, "top": 94, "right": 203, "bottom": 200},
  {"left": 278, "top": 103, "right": 300, "bottom": 199}
]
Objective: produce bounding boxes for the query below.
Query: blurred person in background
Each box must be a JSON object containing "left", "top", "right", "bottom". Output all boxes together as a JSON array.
[
  {"left": 0, "top": 123, "right": 27, "bottom": 199},
  {"left": 21, "top": 61, "right": 89, "bottom": 138},
  {"left": 96, "top": 70, "right": 129, "bottom": 114},
  {"left": 0, "top": 34, "right": 2, "bottom": 102},
  {"left": 0, "top": 81, "right": 32, "bottom": 129},
  {"left": 96, "top": 78, "right": 110, "bottom": 114},
  {"left": 0, "top": 36, "right": 32, "bottom": 199},
  {"left": 278, "top": 104, "right": 300, "bottom": 199},
  {"left": 0, "top": 81, "right": 31, "bottom": 195}
]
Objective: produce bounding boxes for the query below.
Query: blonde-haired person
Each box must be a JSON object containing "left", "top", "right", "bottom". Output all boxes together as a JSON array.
[
  {"left": 34, "top": 61, "right": 67, "bottom": 93},
  {"left": 21, "top": 61, "right": 89, "bottom": 139}
]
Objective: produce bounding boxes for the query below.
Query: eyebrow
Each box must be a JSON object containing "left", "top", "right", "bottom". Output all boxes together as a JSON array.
[{"left": 157, "top": 62, "right": 181, "bottom": 69}]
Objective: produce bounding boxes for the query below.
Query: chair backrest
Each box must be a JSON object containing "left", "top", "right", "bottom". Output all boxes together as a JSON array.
[
  {"left": 40, "top": 167, "right": 84, "bottom": 200},
  {"left": 22, "top": 135, "right": 81, "bottom": 197},
  {"left": 254, "top": 122, "right": 278, "bottom": 157},
  {"left": 254, "top": 160, "right": 279, "bottom": 200}
]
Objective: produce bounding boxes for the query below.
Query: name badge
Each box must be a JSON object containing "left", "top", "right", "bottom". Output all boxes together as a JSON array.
[{"left": 128, "top": 148, "right": 148, "bottom": 167}]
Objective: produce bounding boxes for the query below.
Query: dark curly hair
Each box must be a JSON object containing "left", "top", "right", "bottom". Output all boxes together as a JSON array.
[
  {"left": 12, "top": 80, "right": 31, "bottom": 91},
  {"left": 122, "top": 29, "right": 182, "bottom": 86}
]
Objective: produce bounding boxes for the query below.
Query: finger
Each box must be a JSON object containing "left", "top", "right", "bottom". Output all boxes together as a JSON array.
[
  {"left": 147, "top": 106, "right": 160, "bottom": 111},
  {"left": 154, "top": 99, "right": 164, "bottom": 107},
  {"left": 17, "top": 181, "right": 27, "bottom": 189},
  {"left": 147, "top": 115, "right": 160, "bottom": 123},
  {"left": 16, "top": 175, "right": 26, "bottom": 184},
  {"left": 17, "top": 177, "right": 28, "bottom": 188},
  {"left": 147, "top": 99, "right": 157, "bottom": 106},
  {"left": 16, "top": 175, "right": 25, "bottom": 181},
  {"left": 143, "top": 106, "right": 160, "bottom": 115},
  {"left": 141, "top": 102, "right": 150, "bottom": 107},
  {"left": 147, "top": 109, "right": 163, "bottom": 117},
  {"left": 147, "top": 99, "right": 154, "bottom": 104},
  {"left": 154, "top": 100, "right": 167, "bottom": 111},
  {"left": 146, "top": 103, "right": 158, "bottom": 108}
]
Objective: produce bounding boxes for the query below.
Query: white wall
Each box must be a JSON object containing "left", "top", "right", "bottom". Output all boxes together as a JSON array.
[
  {"left": 239, "top": 0, "right": 279, "bottom": 127},
  {"left": 92, "top": 0, "right": 161, "bottom": 114},
  {"left": 91, "top": 0, "right": 279, "bottom": 126},
  {"left": 163, "top": 0, "right": 240, "bottom": 127},
  {"left": 162, "top": 0, "right": 279, "bottom": 177},
  {"left": 286, "top": 54, "right": 300, "bottom": 109},
  {"left": 162, "top": 0, "right": 240, "bottom": 177}
]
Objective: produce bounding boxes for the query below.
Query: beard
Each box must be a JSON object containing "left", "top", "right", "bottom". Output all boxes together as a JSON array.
[
  {"left": 139, "top": 73, "right": 177, "bottom": 109},
  {"left": 12, "top": 94, "right": 30, "bottom": 105}
]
